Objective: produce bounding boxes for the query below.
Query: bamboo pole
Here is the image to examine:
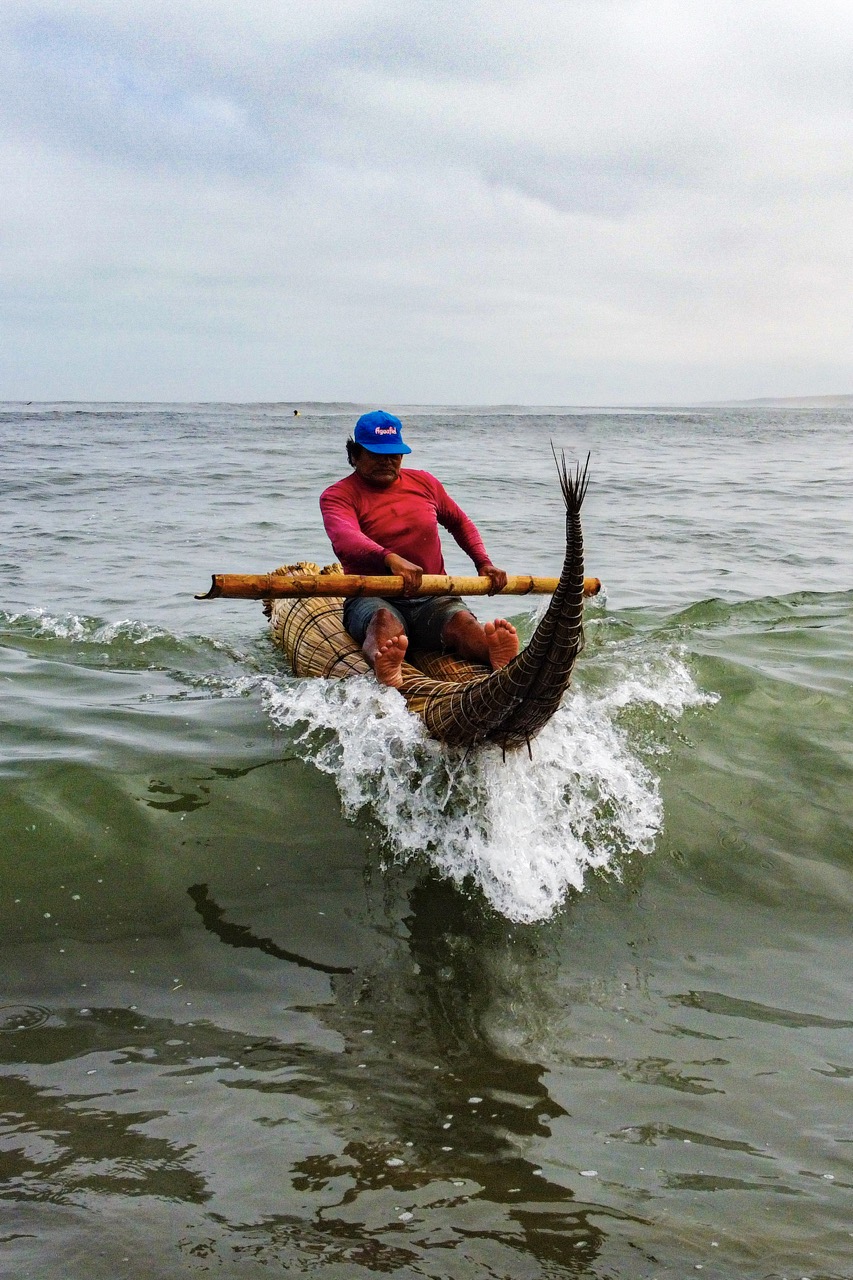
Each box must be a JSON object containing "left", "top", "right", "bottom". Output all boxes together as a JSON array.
[{"left": 196, "top": 572, "right": 602, "bottom": 600}]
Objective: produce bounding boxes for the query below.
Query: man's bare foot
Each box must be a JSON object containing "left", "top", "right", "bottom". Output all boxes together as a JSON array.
[
  {"left": 373, "top": 633, "right": 408, "bottom": 688},
  {"left": 484, "top": 618, "right": 519, "bottom": 670}
]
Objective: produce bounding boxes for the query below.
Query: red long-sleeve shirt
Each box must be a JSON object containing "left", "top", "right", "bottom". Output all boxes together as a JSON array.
[{"left": 319, "top": 469, "right": 491, "bottom": 575}]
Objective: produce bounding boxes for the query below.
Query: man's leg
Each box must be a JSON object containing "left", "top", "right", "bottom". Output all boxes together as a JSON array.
[
  {"left": 442, "top": 610, "right": 519, "bottom": 671},
  {"left": 363, "top": 607, "right": 409, "bottom": 688}
]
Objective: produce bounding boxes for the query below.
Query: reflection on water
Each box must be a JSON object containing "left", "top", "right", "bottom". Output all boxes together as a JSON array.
[
  {"left": 0, "top": 998, "right": 620, "bottom": 1274},
  {"left": 4, "top": 852, "right": 850, "bottom": 1277},
  {"left": 0, "top": 872, "right": 653, "bottom": 1275},
  {"left": 187, "top": 882, "right": 354, "bottom": 975},
  {"left": 669, "top": 990, "right": 853, "bottom": 1030}
]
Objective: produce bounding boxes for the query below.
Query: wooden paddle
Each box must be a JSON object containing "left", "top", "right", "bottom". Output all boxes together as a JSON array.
[{"left": 196, "top": 572, "right": 602, "bottom": 600}]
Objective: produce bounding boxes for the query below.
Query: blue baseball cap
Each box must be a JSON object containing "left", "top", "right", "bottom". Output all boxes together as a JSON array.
[{"left": 353, "top": 410, "right": 412, "bottom": 455}]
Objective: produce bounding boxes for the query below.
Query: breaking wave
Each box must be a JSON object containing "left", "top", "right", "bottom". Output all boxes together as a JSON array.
[
  {"left": 2, "top": 605, "right": 717, "bottom": 922},
  {"left": 262, "top": 645, "right": 714, "bottom": 924}
]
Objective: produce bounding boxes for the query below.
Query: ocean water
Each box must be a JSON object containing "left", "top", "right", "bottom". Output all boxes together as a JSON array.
[{"left": 1, "top": 403, "right": 851, "bottom": 1279}]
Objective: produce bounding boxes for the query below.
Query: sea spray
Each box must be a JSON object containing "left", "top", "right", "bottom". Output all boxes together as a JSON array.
[
  {"left": 4, "top": 606, "right": 715, "bottom": 921},
  {"left": 1, "top": 607, "right": 263, "bottom": 677},
  {"left": 261, "top": 647, "right": 711, "bottom": 923}
]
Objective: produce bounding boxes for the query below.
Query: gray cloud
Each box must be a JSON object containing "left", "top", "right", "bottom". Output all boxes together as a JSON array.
[{"left": 1, "top": 0, "right": 851, "bottom": 401}]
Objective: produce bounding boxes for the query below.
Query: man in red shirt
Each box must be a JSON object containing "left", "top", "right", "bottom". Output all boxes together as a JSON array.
[{"left": 320, "top": 410, "right": 519, "bottom": 688}]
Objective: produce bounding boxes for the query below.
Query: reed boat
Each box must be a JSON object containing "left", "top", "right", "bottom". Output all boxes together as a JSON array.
[{"left": 264, "top": 455, "right": 592, "bottom": 751}]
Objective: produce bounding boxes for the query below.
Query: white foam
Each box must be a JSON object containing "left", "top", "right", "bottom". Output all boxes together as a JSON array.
[
  {"left": 599, "top": 645, "right": 719, "bottom": 716},
  {"left": 5, "top": 607, "right": 90, "bottom": 641},
  {"left": 260, "top": 648, "right": 705, "bottom": 923},
  {"left": 4, "top": 608, "right": 168, "bottom": 645}
]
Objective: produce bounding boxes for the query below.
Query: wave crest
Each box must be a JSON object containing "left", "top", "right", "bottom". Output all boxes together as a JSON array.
[{"left": 261, "top": 646, "right": 707, "bottom": 923}]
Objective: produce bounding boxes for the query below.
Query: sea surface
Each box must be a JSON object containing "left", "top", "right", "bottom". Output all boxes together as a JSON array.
[{"left": 1, "top": 403, "right": 851, "bottom": 1279}]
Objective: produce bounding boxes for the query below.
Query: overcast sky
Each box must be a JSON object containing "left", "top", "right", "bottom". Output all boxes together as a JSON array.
[{"left": 1, "top": 0, "right": 850, "bottom": 403}]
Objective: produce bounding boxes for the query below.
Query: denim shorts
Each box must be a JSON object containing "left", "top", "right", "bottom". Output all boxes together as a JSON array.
[{"left": 343, "top": 594, "right": 471, "bottom": 652}]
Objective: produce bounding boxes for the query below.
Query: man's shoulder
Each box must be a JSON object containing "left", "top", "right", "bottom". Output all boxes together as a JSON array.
[
  {"left": 320, "top": 473, "right": 359, "bottom": 505},
  {"left": 400, "top": 468, "right": 442, "bottom": 491},
  {"left": 320, "top": 469, "right": 443, "bottom": 506}
]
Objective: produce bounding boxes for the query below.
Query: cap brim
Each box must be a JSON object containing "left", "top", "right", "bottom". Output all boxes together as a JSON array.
[{"left": 362, "top": 440, "right": 412, "bottom": 455}]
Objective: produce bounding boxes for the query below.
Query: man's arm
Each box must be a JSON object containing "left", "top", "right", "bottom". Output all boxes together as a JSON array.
[
  {"left": 321, "top": 488, "right": 425, "bottom": 595},
  {"left": 433, "top": 480, "right": 508, "bottom": 594},
  {"left": 319, "top": 486, "right": 388, "bottom": 573},
  {"left": 383, "top": 552, "right": 423, "bottom": 596},
  {"left": 478, "top": 562, "right": 508, "bottom": 594}
]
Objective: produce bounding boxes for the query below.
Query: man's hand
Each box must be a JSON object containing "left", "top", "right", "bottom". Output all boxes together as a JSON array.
[
  {"left": 385, "top": 553, "right": 424, "bottom": 597},
  {"left": 479, "top": 562, "right": 507, "bottom": 595}
]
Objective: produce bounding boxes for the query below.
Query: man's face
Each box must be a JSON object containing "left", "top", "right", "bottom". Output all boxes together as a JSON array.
[{"left": 354, "top": 448, "right": 403, "bottom": 488}]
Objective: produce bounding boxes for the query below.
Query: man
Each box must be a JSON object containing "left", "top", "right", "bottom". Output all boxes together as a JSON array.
[{"left": 320, "top": 410, "right": 519, "bottom": 688}]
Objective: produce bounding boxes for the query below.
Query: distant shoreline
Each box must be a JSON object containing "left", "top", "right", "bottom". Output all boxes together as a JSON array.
[
  {"left": 711, "top": 394, "right": 853, "bottom": 407},
  {"left": 3, "top": 395, "right": 852, "bottom": 410}
]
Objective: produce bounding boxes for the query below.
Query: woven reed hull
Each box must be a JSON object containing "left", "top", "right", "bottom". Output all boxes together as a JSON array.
[
  {"left": 266, "top": 458, "right": 588, "bottom": 750},
  {"left": 266, "top": 562, "right": 490, "bottom": 685},
  {"left": 267, "top": 571, "right": 579, "bottom": 748}
]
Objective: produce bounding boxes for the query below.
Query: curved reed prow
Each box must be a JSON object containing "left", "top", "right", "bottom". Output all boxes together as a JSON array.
[{"left": 406, "top": 450, "right": 591, "bottom": 748}]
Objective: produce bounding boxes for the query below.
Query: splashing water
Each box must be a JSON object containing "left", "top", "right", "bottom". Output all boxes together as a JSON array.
[
  {"left": 3, "top": 601, "right": 713, "bottom": 921},
  {"left": 3, "top": 608, "right": 169, "bottom": 645},
  {"left": 262, "top": 648, "right": 712, "bottom": 923}
]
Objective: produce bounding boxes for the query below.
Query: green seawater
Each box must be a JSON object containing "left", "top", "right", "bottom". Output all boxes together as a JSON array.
[{"left": 1, "top": 404, "right": 851, "bottom": 1278}]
